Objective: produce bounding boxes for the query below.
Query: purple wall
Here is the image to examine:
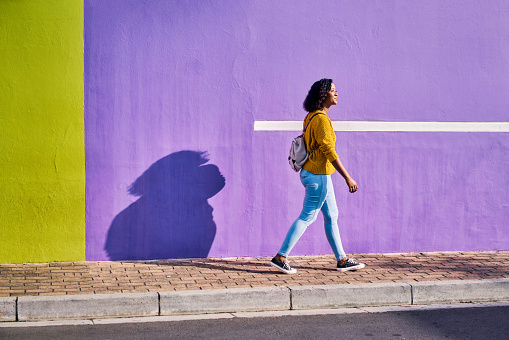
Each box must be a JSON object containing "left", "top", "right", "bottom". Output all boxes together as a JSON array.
[{"left": 85, "top": 0, "right": 509, "bottom": 260}]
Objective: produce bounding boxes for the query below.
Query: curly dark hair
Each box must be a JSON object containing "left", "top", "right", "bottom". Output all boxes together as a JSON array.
[{"left": 303, "top": 78, "right": 333, "bottom": 112}]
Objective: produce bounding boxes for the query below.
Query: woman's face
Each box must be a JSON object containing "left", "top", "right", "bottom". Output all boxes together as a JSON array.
[{"left": 323, "top": 83, "right": 338, "bottom": 107}]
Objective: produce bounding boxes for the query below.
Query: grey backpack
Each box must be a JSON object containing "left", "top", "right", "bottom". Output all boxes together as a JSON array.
[{"left": 288, "top": 113, "right": 322, "bottom": 172}]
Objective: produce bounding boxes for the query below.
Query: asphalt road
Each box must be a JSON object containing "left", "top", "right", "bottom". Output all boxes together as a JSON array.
[{"left": 1, "top": 305, "right": 508, "bottom": 340}]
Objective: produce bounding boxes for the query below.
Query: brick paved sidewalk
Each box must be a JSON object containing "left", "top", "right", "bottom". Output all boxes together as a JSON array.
[{"left": 1, "top": 251, "right": 508, "bottom": 297}]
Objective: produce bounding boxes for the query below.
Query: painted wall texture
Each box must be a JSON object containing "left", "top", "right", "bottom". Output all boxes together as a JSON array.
[
  {"left": 85, "top": 0, "right": 509, "bottom": 261},
  {"left": 0, "top": 1, "right": 85, "bottom": 262},
  {"left": 4, "top": 2, "right": 507, "bottom": 265}
]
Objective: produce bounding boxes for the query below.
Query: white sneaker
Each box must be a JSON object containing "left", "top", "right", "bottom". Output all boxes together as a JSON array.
[
  {"left": 337, "top": 258, "right": 365, "bottom": 272},
  {"left": 270, "top": 257, "right": 297, "bottom": 274}
]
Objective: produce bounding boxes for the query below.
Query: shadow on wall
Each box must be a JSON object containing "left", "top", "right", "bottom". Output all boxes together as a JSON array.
[{"left": 104, "top": 151, "right": 225, "bottom": 261}]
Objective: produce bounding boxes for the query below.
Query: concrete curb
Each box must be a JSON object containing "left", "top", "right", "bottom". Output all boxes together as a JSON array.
[
  {"left": 160, "top": 287, "right": 290, "bottom": 315},
  {"left": 290, "top": 282, "right": 412, "bottom": 309},
  {"left": 2, "top": 279, "right": 509, "bottom": 322},
  {"left": 17, "top": 292, "right": 158, "bottom": 321},
  {"left": 412, "top": 278, "right": 509, "bottom": 304},
  {"left": 0, "top": 297, "right": 17, "bottom": 322}
]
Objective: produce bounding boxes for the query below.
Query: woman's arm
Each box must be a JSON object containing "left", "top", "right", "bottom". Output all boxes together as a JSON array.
[{"left": 331, "top": 158, "right": 358, "bottom": 193}]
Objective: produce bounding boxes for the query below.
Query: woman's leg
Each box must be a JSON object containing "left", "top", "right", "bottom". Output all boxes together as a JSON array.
[
  {"left": 278, "top": 170, "right": 328, "bottom": 257},
  {"left": 321, "top": 175, "right": 346, "bottom": 261}
]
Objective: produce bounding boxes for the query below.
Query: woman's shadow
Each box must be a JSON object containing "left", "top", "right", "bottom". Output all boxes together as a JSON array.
[{"left": 104, "top": 151, "right": 225, "bottom": 261}]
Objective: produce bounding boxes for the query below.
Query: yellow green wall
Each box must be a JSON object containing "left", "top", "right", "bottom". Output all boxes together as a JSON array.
[{"left": 0, "top": 0, "right": 85, "bottom": 262}]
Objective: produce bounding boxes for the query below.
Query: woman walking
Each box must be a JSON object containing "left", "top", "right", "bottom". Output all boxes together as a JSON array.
[{"left": 270, "top": 78, "right": 365, "bottom": 274}]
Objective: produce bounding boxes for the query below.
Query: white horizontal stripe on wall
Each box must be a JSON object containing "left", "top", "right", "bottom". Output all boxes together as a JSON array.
[{"left": 254, "top": 121, "right": 509, "bottom": 132}]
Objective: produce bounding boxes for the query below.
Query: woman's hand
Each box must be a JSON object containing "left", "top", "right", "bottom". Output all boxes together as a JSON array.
[
  {"left": 345, "top": 177, "right": 358, "bottom": 193},
  {"left": 330, "top": 158, "right": 358, "bottom": 193}
]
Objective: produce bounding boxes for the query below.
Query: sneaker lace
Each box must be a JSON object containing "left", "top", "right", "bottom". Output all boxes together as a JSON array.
[
  {"left": 282, "top": 260, "right": 292, "bottom": 270},
  {"left": 344, "top": 258, "right": 359, "bottom": 266}
]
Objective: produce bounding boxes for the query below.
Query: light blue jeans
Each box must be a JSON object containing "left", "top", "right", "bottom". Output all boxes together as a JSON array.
[{"left": 278, "top": 169, "right": 346, "bottom": 261}]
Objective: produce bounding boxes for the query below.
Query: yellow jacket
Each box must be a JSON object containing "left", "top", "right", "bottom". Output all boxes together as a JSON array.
[{"left": 302, "top": 110, "right": 339, "bottom": 175}]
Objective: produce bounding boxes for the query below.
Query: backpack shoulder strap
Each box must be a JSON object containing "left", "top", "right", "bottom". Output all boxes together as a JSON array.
[{"left": 303, "top": 112, "right": 323, "bottom": 133}]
